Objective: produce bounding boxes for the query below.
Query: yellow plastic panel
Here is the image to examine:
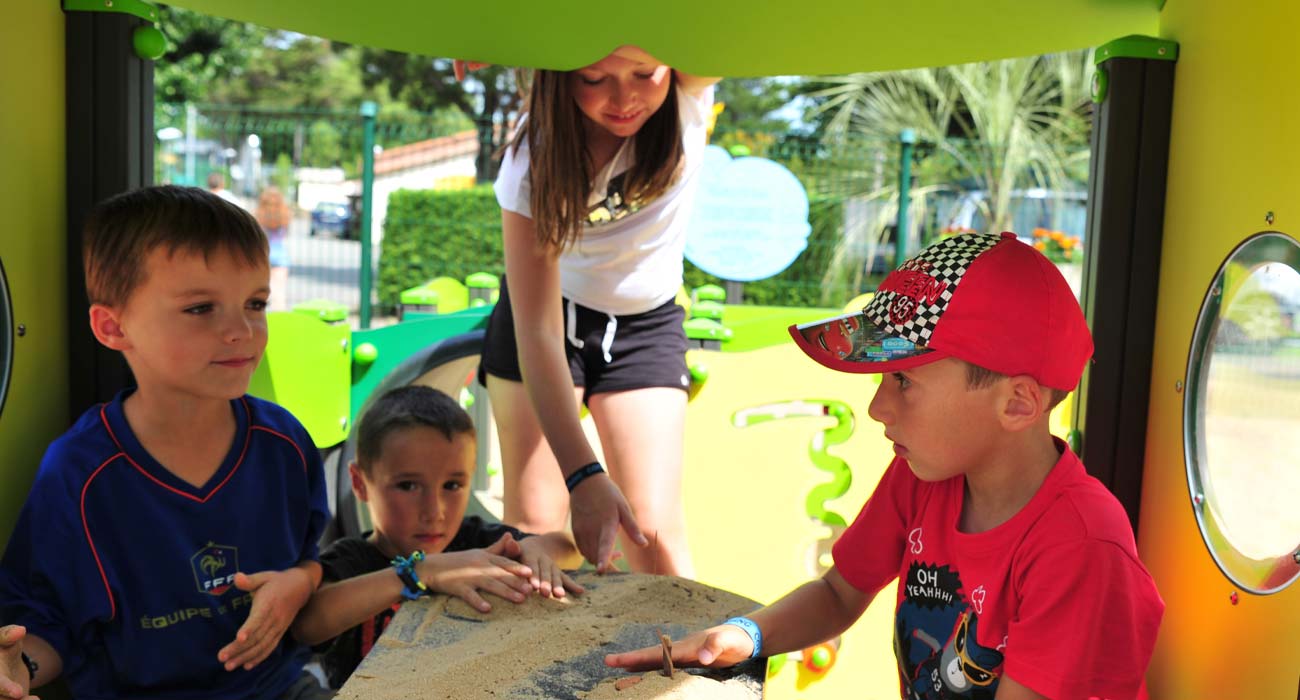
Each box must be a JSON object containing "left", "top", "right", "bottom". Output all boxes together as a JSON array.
[
  {"left": 1140, "top": 1, "right": 1300, "bottom": 697},
  {"left": 0, "top": 4, "right": 67, "bottom": 554}
]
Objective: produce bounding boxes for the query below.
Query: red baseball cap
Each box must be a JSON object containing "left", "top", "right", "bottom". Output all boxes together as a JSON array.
[{"left": 788, "top": 232, "right": 1093, "bottom": 391}]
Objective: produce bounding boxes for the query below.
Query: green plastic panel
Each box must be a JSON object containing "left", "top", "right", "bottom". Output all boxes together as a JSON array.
[
  {"left": 721, "top": 305, "right": 842, "bottom": 353},
  {"left": 63, "top": 0, "right": 159, "bottom": 23},
  {"left": 293, "top": 298, "right": 348, "bottom": 323},
  {"left": 399, "top": 286, "right": 440, "bottom": 306},
  {"left": 159, "top": 0, "right": 1159, "bottom": 76},
  {"left": 425, "top": 277, "right": 470, "bottom": 314},
  {"left": 1095, "top": 34, "right": 1179, "bottom": 64},
  {"left": 249, "top": 311, "right": 351, "bottom": 448},
  {"left": 349, "top": 306, "right": 492, "bottom": 424}
]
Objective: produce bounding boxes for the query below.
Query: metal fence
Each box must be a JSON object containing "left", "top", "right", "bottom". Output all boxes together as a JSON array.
[{"left": 154, "top": 103, "right": 1090, "bottom": 323}]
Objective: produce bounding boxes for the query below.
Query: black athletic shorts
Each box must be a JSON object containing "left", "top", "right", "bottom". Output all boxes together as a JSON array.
[{"left": 478, "top": 277, "right": 690, "bottom": 405}]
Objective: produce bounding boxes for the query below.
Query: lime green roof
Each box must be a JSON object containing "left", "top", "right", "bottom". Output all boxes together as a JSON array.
[{"left": 160, "top": 0, "right": 1161, "bottom": 76}]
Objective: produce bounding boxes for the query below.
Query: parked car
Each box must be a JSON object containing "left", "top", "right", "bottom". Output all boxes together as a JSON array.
[{"left": 310, "top": 201, "right": 353, "bottom": 238}]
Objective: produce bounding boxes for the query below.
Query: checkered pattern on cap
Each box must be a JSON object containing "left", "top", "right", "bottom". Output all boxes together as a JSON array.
[{"left": 863, "top": 233, "right": 1003, "bottom": 345}]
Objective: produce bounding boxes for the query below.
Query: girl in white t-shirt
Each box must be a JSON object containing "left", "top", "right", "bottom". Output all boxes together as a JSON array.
[{"left": 461, "top": 47, "right": 717, "bottom": 577}]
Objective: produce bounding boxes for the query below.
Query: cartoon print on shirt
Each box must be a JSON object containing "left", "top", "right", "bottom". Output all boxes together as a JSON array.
[
  {"left": 895, "top": 561, "right": 1004, "bottom": 699},
  {"left": 908, "top": 611, "right": 1003, "bottom": 699},
  {"left": 909, "top": 527, "right": 924, "bottom": 555},
  {"left": 587, "top": 172, "right": 637, "bottom": 225}
]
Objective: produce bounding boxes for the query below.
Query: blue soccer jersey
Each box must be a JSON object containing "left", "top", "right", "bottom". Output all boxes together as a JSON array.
[{"left": 0, "top": 391, "right": 329, "bottom": 700}]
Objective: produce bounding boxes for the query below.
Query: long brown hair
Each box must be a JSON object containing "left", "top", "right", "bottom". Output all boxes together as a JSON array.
[
  {"left": 255, "top": 187, "right": 293, "bottom": 231},
  {"left": 511, "top": 68, "right": 683, "bottom": 251}
]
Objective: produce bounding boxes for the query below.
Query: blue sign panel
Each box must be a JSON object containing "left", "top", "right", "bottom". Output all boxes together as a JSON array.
[{"left": 685, "top": 145, "right": 811, "bottom": 282}]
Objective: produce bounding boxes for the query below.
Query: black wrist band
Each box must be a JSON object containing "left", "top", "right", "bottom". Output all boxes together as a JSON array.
[
  {"left": 564, "top": 461, "right": 605, "bottom": 492},
  {"left": 21, "top": 651, "right": 37, "bottom": 681}
]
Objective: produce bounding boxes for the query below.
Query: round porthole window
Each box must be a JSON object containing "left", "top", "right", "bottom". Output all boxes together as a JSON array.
[
  {"left": 1185, "top": 232, "right": 1300, "bottom": 594},
  {"left": 0, "top": 257, "right": 12, "bottom": 418}
]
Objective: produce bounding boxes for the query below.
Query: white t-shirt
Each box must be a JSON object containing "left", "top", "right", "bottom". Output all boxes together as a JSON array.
[{"left": 494, "top": 84, "right": 713, "bottom": 316}]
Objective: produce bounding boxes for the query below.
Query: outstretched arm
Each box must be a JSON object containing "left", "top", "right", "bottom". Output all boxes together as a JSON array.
[
  {"left": 501, "top": 210, "right": 649, "bottom": 572},
  {"left": 292, "top": 537, "right": 536, "bottom": 645},
  {"left": 605, "top": 567, "right": 876, "bottom": 671}
]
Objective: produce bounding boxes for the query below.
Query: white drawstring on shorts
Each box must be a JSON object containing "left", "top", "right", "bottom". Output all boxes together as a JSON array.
[
  {"left": 566, "top": 299, "right": 584, "bottom": 349},
  {"left": 565, "top": 299, "right": 617, "bottom": 363},
  {"left": 600, "top": 314, "right": 617, "bottom": 364}
]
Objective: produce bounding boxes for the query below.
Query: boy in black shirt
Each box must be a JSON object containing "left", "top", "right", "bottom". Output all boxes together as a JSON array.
[{"left": 292, "top": 386, "right": 580, "bottom": 688}]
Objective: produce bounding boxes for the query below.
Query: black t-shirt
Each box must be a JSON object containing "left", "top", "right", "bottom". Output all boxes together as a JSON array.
[{"left": 316, "top": 516, "right": 527, "bottom": 689}]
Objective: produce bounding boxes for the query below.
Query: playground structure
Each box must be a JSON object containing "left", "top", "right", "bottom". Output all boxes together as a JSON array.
[{"left": 3, "top": 1, "right": 1300, "bottom": 697}]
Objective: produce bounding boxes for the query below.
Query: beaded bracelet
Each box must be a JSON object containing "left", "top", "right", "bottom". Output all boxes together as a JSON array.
[
  {"left": 564, "top": 461, "right": 605, "bottom": 493},
  {"left": 391, "top": 550, "right": 429, "bottom": 600}
]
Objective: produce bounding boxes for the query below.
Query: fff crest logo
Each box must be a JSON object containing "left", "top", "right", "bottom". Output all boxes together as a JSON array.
[{"left": 191, "top": 543, "right": 239, "bottom": 596}]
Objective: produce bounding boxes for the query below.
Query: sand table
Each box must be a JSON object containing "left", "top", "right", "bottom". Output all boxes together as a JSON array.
[{"left": 337, "top": 572, "right": 764, "bottom": 700}]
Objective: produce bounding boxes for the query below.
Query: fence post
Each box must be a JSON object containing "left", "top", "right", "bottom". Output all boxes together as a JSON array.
[
  {"left": 896, "top": 129, "right": 916, "bottom": 265},
  {"left": 359, "top": 100, "right": 377, "bottom": 329}
]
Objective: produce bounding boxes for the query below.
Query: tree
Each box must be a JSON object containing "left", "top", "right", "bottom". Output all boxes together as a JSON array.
[
  {"left": 357, "top": 50, "right": 520, "bottom": 182},
  {"left": 709, "top": 78, "right": 800, "bottom": 156},
  {"left": 807, "top": 51, "right": 1092, "bottom": 231},
  {"left": 800, "top": 51, "right": 1093, "bottom": 294}
]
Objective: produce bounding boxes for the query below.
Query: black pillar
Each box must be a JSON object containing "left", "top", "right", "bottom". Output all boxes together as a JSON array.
[{"left": 65, "top": 10, "right": 154, "bottom": 419}]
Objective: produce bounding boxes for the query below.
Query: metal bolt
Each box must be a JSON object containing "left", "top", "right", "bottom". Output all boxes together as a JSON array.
[
  {"left": 340, "top": 338, "right": 349, "bottom": 352},
  {"left": 1293, "top": 550, "right": 1300, "bottom": 565},
  {"left": 1157, "top": 47, "right": 1166, "bottom": 56},
  {"left": 1229, "top": 591, "right": 1239, "bottom": 606},
  {"left": 1192, "top": 492, "right": 1204, "bottom": 506},
  {"left": 339, "top": 417, "right": 348, "bottom": 430},
  {"left": 1265, "top": 211, "right": 1275, "bottom": 225},
  {"left": 15, "top": 324, "right": 25, "bottom": 337},
  {"left": 104, "top": 0, "right": 113, "bottom": 6},
  {"left": 1175, "top": 380, "right": 1184, "bottom": 393}
]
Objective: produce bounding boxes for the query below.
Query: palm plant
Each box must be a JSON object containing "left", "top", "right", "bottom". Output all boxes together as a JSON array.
[{"left": 805, "top": 51, "right": 1093, "bottom": 294}]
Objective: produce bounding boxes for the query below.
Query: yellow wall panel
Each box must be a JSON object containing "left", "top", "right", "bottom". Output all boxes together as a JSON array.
[
  {"left": 0, "top": 5, "right": 68, "bottom": 552},
  {"left": 1142, "top": 1, "right": 1300, "bottom": 697}
]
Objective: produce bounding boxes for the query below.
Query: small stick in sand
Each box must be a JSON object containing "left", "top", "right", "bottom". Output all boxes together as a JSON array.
[{"left": 658, "top": 630, "right": 675, "bottom": 678}]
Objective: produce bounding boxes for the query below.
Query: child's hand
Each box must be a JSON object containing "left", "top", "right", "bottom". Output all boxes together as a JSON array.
[
  {"left": 570, "top": 474, "right": 648, "bottom": 573},
  {"left": 218, "top": 566, "right": 315, "bottom": 671},
  {"left": 0, "top": 625, "right": 31, "bottom": 699},
  {"left": 516, "top": 537, "right": 584, "bottom": 599},
  {"left": 417, "top": 538, "right": 534, "bottom": 613},
  {"left": 603, "top": 624, "right": 754, "bottom": 671}
]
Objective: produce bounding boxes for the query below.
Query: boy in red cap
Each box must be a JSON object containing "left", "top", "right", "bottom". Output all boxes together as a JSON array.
[{"left": 607, "top": 232, "right": 1164, "bottom": 700}]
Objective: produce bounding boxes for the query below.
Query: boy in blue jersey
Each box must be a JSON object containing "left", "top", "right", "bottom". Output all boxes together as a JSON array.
[
  {"left": 292, "top": 386, "right": 581, "bottom": 689},
  {"left": 0, "top": 186, "right": 333, "bottom": 700}
]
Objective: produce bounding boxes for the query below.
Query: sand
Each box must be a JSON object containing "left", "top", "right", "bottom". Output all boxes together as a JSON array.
[
  {"left": 337, "top": 572, "right": 763, "bottom": 700},
  {"left": 578, "top": 672, "right": 754, "bottom": 700}
]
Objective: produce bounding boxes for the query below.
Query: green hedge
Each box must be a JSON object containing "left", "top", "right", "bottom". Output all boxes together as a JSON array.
[
  {"left": 379, "top": 187, "right": 504, "bottom": 309},
  {"left": 381, "top": 188, "right": 855, "bottom": 312}
]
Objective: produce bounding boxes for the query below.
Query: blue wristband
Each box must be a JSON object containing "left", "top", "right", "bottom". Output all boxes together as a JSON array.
[
  {"left": 391, "top": 550, "right": 429, "bottom": 601},
  {"left": 723, "top": 616, "right": 763, "bottom": 659},
  {"left": 564, "top": 461, "right": 605, "bottom": 492}
]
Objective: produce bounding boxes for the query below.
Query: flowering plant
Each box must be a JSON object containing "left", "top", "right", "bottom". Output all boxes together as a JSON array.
[{"left": 1031, "top": 228, "right": 1081, "bottom": 263}]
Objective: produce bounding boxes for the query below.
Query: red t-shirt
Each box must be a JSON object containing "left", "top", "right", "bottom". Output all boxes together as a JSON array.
[{"left": 833, "top": 441, "right": 1164, "bottom": 700}]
